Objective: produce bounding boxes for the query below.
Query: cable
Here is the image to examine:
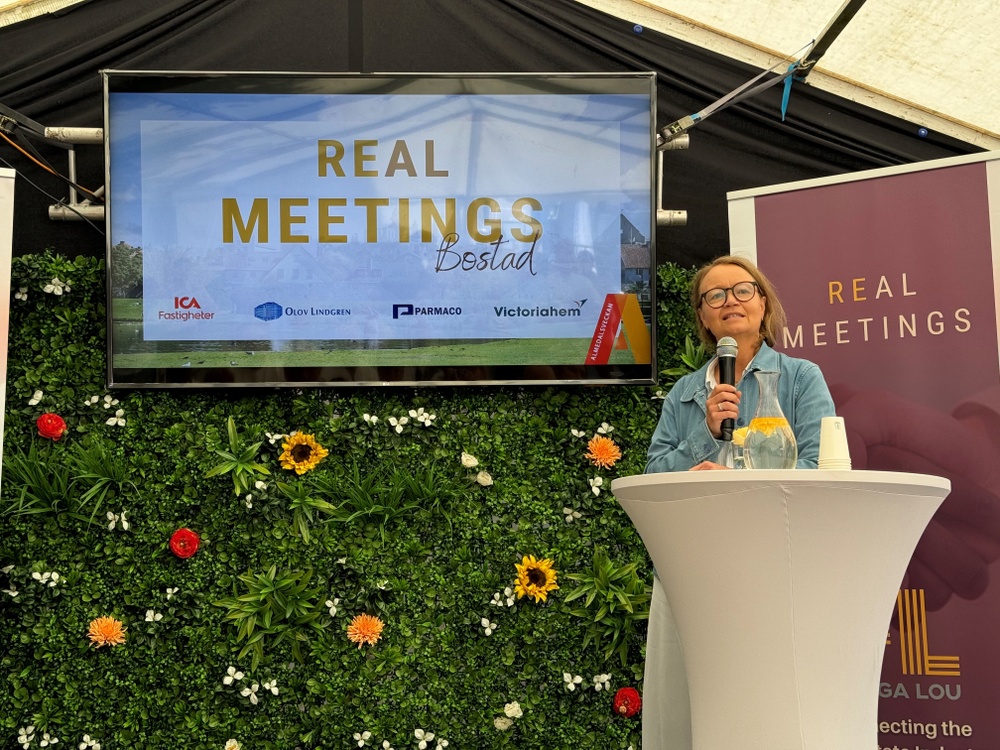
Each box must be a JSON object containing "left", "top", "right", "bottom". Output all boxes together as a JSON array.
[
  {"left": 0, "top": 153, "right": 106, "bottom": 237},
  {"left": 0, "top": 130, "right": 104, "bottom": 202}
]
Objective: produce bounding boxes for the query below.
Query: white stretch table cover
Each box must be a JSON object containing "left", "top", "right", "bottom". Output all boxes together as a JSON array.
[{"left": 611, "top": 470, "right": 950, "bottom": 750}]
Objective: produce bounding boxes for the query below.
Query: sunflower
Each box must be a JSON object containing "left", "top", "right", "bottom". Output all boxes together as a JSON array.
[
  {"left": 585, "top": 435, "right": 622, "bottom": 469},
  {"left": 514, "top": 555, "right": 559, "bottom": 603},
  {"left": 279, "top": 432, "right": 329, "bottom": 475},
  {"left": 88, "top": 616, "right": 127, "bottom": 648},
  {"left": 347, "top": 613, "right": 385, "bottom": 648}
]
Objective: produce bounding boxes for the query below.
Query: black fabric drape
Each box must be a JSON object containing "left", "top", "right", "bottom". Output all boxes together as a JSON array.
[{"left": 0, "top": 0, "right": 980, "bottom": 267}]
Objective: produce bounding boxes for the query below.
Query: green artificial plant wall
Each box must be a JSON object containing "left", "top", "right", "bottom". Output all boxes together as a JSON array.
[{"left": 1, "top": 250, "right": 695, "bottom": 750}]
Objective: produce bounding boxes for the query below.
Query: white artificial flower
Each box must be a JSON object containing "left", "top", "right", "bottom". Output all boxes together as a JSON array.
[
  {"left": 460, "top": 452, "right": 479, "bottom": 468},
  {"left": 337, "top": 557, "right": 348, "bottom": 565},
  {"left": 589, "top": 476, "right": 604, "bottom": 496},
  {"left": 2, "top": 564, "right": 13, "bottom": 574},
  {"left": 106, "top": 510, "right": 129, "bottom": 531},
  {"left": 435, "top": 740, "right": 448, "bottom": 749},
  {"left": 562, "top": 507, "right": 582, "bottom": 523},
  {"left": 388, "top": 415, "right": 409, "bottom": 433},
  {"left": 597, "top": 422, "right": 614, "bottom": 434},
  {"left": 39, "top": 732, "right": 59, "bottom": 747},
  {"left": 414, "top": 729, "right": 435, "bottom": 749},
  {"left": 165, "top": 587, "right": 179, "bottom": 600},
  {"left": 381, "top": 741, "right": 394, "bottom": 750},
  {"left": 224, "top": 740, "right": 241, "bottom": 750},
  {"left": 102, "top": 394, "right": 119, "bottom": 409},
  {"left": 2, "top": 585, "right": 18, "bottom": 598},
  {"left": 353, "top": 731, "right": 371, "bottom": 747},
  {"left": 263, "top": 679, "right": 278, "bottom": 695},
  {"left": 265, "top": 432, "right": 286, "bottom": 445},
  {"left": 592, "top": 673, "right": 612, "bottom": 691},
  {"left": 14, "top": 286, "right": 28, "bottom": 301},
  {"left": 17, "top": 726, "right": 34, "bottom": 749},
  {"left": 651, "top": 389, "right": 667, "bottom": 400},
  {"left": 240, "top": 682, "right": 260, "bottom": 705},
  {"left": 244, "top": 494, "right": 253, "bottom": 509},
  {"left": 79, "top": 734, "right": 101, "bottom": 749},
  {"left": 493, "top": 717, "right": 513, "bottom": 731},
  {"left": 570, "top": 428, "right": 585, "bottom": 438},
  {"left": 106, "top": 409, "right": 126, "bottom": 427},
  {"left": 254, "top": 480, "right": 268, "bottom": 491},
  {"left": 144, "top": 609, "right": 163, "bottom": 622},
  {"left": 490, "top": 589, "right": 515, "bottom": 607},
  {"left": 32, "top": 570, "right": 59, "bottom": 587},
  {"left": 563, "top": 672, "right": 583, "bottom": 691},
  {"left": 481, "top": 617, "right": 497, "bottom": 636},
  {"left": 326, "top": 598, "right": 340, "bottom": 616},
  {"left": 222, "top": 666, "right": 244, "bottom": 686},
  {"left": 84, "top": 395, "right": 100, "bottom": 406},
  {"left": 363, "top": 413, "right": 379, "bottom": 424},
  {"left": 475, "top": 470, "right": 493, "bottom": 487},
  {"left": 28, "top": 389, "right": 43, "bottom": 405},
  {"left": 409, "top": 407, "right": 436, "bottom": 426},
  {"left": 503, "top": 701, "right": 523, "bottom": 718},
  {"left": 43, "top": 277, "right": 70, "bottom": 295}
]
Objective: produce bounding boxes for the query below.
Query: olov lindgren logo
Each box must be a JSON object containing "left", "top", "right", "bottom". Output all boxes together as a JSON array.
[{"left": 254, "top": 302, "right": 283, "bottom": 321}]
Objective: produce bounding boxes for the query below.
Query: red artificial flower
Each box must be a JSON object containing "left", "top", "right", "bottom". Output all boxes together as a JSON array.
[
  {"left": 613, "top": 686, "right": 642, "bottom": 718},
  {"left": 37, "top": 412, "right": 67, "bottom": 441},
  {"left": 169, "top": 528, "right": 200, "bottom": 558}
]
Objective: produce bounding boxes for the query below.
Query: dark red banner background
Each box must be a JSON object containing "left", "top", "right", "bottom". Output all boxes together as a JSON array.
[{"left": 750, "top": 159, "right": 1000, "bottom": 750}]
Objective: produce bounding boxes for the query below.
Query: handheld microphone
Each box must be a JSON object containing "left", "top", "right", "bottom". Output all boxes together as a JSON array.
[{"left": 716, "top": 336, "right": 738, "bottom": 441}]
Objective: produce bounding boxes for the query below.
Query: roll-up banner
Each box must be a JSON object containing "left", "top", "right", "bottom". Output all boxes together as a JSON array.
[{"left": 729, "top": 151, "right": 1000, "bottom": 750}]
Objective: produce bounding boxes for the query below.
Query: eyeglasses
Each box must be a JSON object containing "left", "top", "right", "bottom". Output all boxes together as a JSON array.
[{"left": 699, "top": 281, "right": 759, "bottom": 309}]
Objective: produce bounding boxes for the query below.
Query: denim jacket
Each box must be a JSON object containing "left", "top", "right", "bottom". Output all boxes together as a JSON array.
[{"left": 646, "top": 342, "right": 835, "bottom": 473}]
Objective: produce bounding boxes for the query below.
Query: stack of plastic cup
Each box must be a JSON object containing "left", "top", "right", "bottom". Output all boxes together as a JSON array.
[{"left": 818, "top": 416, "right": 851, "bottom": 470}]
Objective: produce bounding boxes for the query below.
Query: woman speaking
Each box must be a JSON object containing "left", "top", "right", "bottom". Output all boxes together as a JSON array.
[{"left": 642, "top": 255, "right": 835, "bottom": 748}]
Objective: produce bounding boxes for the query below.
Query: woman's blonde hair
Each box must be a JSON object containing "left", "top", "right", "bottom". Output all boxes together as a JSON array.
[{"left": 690, "top": 255, "right": 787, "bottom": 349}]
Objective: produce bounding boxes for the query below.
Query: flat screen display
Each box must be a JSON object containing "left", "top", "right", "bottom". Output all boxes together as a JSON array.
[{"left": 104, "top": 71, "right": 656, "bottom": 387}]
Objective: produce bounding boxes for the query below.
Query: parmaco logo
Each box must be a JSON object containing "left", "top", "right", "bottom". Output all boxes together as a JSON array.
[
  {"left": 392, "top": 303, "right": 463, "bottom": 319},
  {"left": 255, "top": 302, "right": 283, "bottom": 321}
]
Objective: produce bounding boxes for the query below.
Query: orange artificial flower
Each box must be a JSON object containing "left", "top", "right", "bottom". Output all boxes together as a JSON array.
[
  {"left": 88, "top": 616, "right": 127, "bottom": 648},
  {"left": 585, "top": 435, "right": 622, "bottom": 469},
  {"left": 347, "top": 613, "right": 385, "bottom": 648}
]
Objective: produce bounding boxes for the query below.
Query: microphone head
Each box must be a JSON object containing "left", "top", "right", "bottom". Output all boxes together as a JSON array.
[{"left": 716, "top": 336, "right": 738, "bottom": 359}]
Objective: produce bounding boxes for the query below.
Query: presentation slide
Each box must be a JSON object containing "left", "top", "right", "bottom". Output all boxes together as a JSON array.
[{"left": 105, "top": 74, "right": 655, "bottom": 385}]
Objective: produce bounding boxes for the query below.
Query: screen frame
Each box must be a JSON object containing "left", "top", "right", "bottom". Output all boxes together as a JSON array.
[{"left": 103, "top": 70, "right": 658, "bottom": 389}]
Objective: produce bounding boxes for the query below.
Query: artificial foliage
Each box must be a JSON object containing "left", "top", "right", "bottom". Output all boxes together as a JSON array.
[{"left": 1, "top": 249, "right": 697, "bottom": 749}]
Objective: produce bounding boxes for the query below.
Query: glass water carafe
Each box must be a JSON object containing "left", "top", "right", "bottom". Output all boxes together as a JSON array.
[{"left": 743, "top": 370, "right": 798, "bottom": 469}]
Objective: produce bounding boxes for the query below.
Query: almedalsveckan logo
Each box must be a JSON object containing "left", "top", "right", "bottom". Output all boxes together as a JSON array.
[
  {"left": 254, "top": 302, "right": 351, "bottom": 321},
  {"left": 393, "top": 304, "right": 462, "bottom": 319}
]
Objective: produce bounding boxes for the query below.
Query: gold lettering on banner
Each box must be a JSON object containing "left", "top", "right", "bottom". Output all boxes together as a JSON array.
[
  {"left": 895, "top": 588, "right": 960, "bottom": 676},
  {"left": 827, "top": 273, "right": 917, "bottom": 304},
  {"left": 318, "top": 139, "right": 450, "bottom": 177}
]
